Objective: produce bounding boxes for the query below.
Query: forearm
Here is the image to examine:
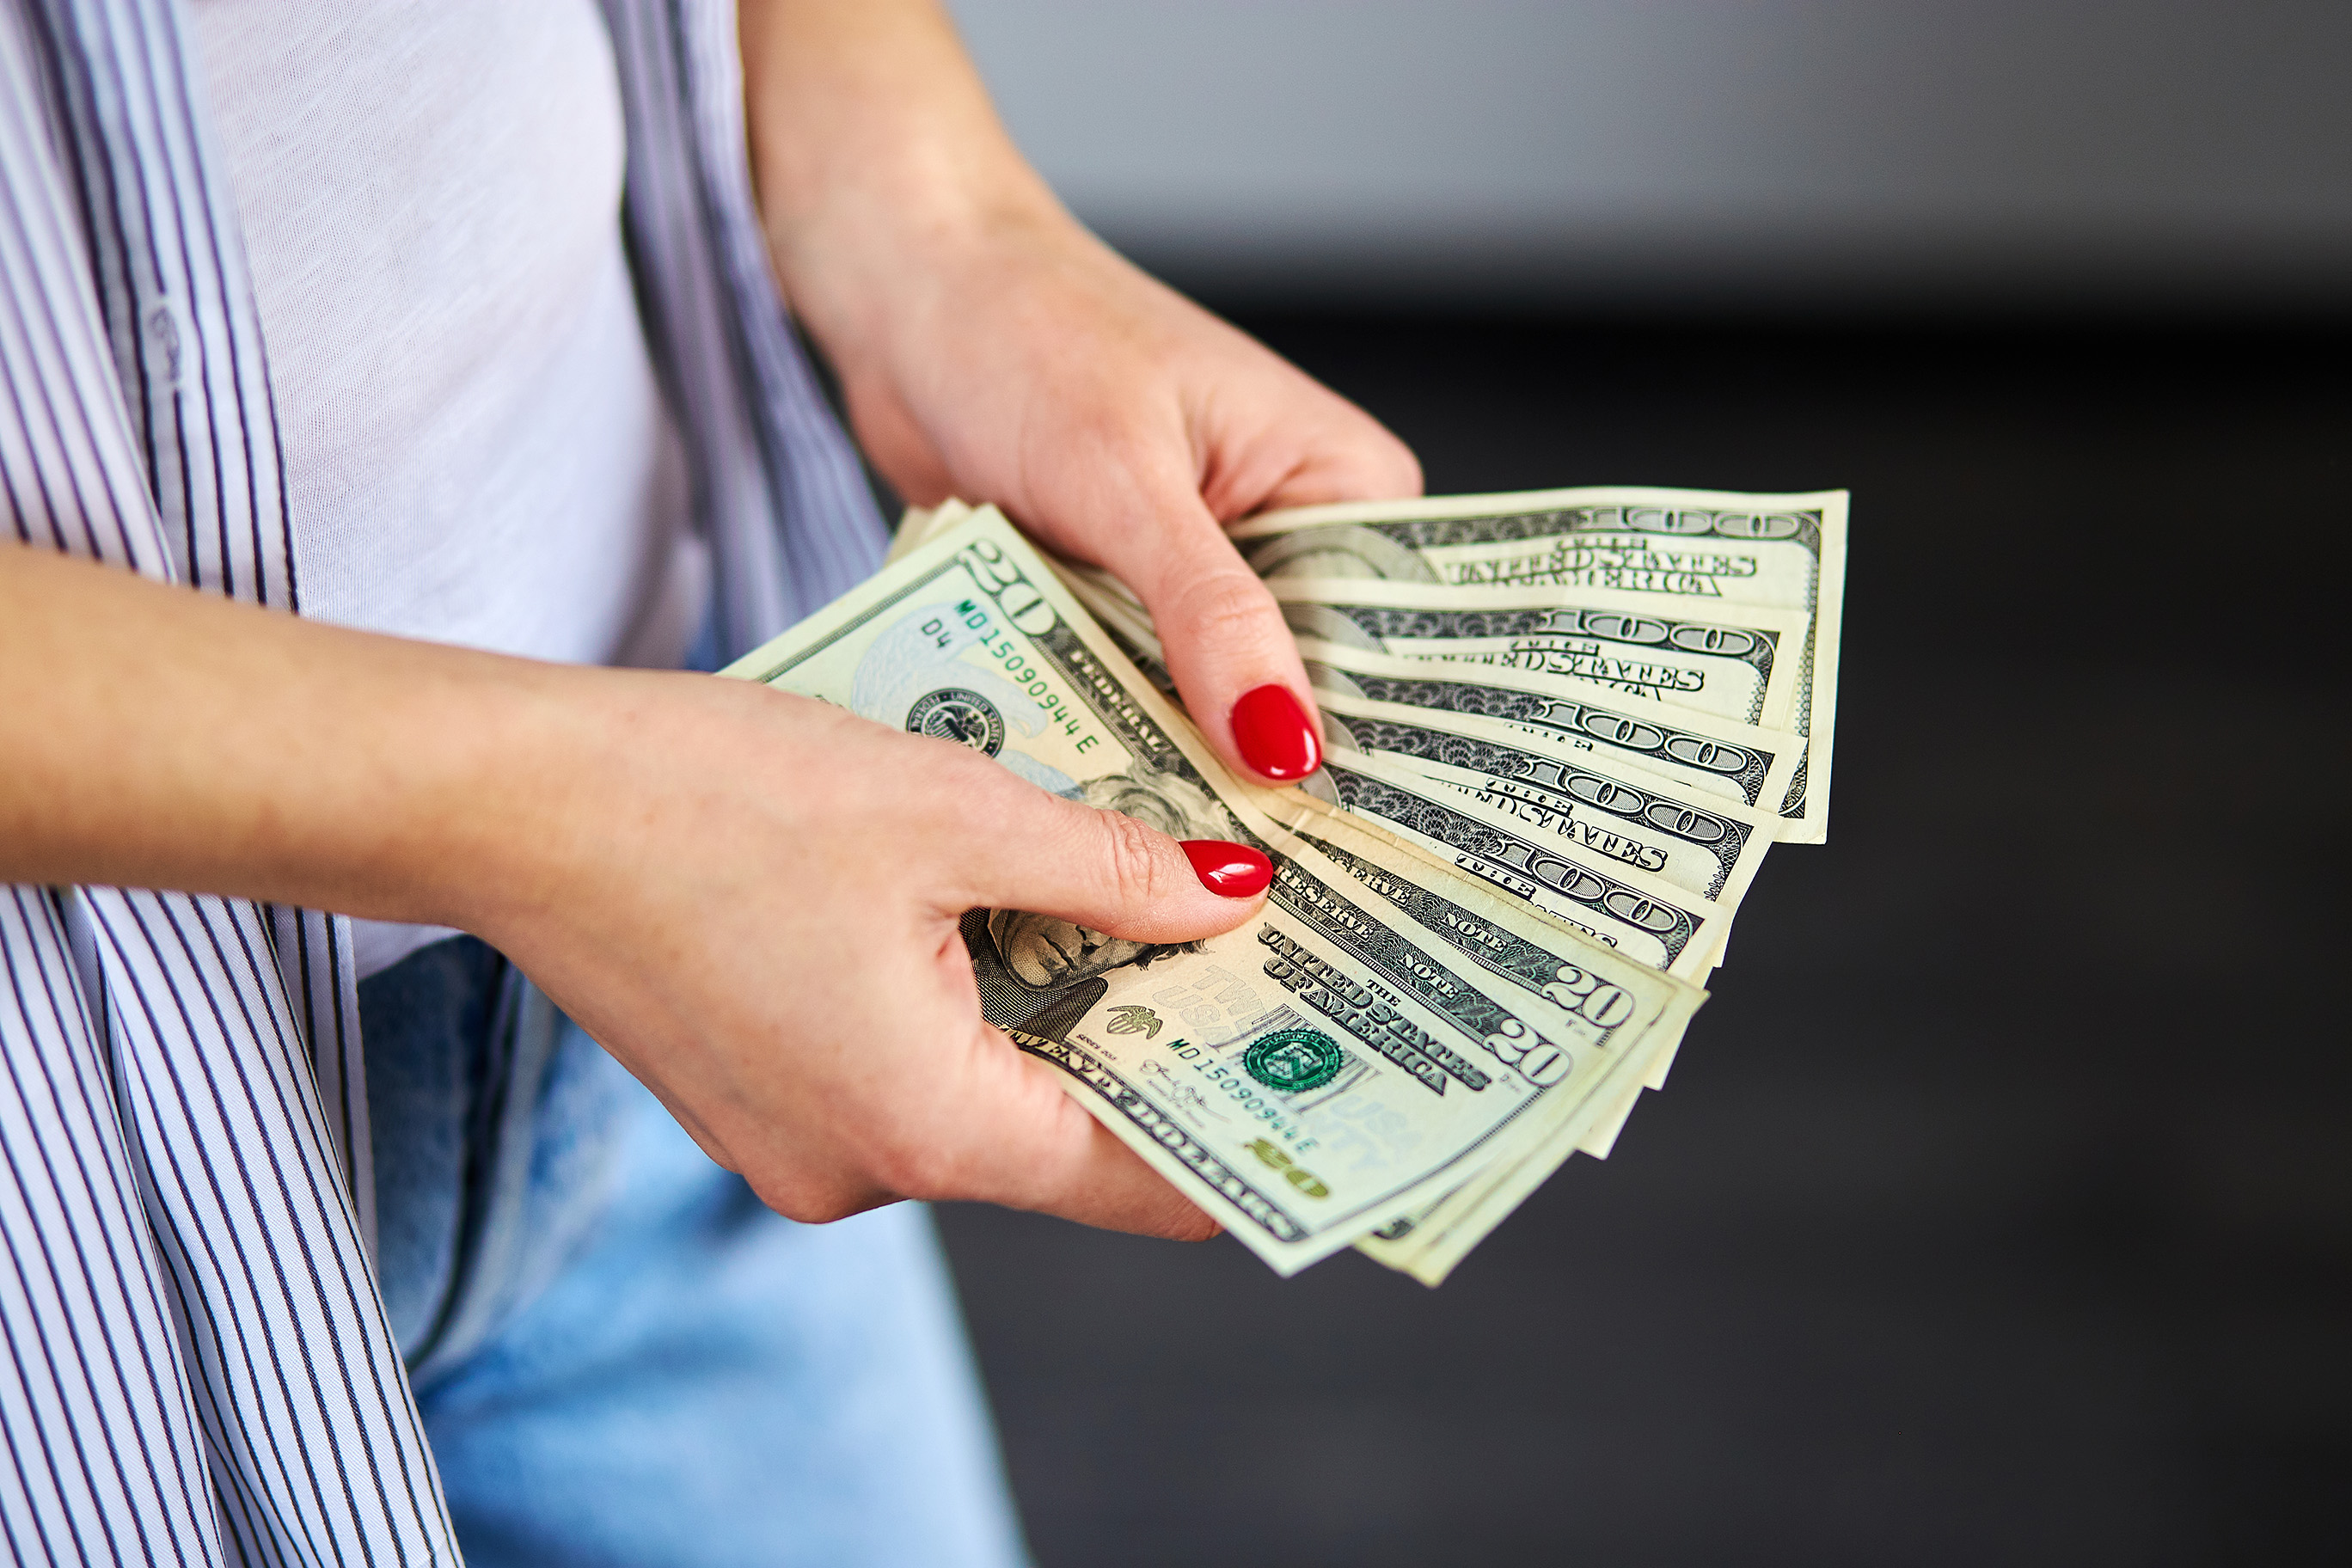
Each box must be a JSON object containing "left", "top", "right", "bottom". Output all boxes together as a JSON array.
[
  {"left": 738, "top": 0, "right": 1069, "bottom": 362},
  {"left": 0, "top": 543, "right": 588, "bottom": 929}
]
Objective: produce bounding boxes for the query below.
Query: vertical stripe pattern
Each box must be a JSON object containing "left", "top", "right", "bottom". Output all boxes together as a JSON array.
[
  {"left": 0, "top": 1, "right": 165, "bottom": 576},
  {"left": 0, "top": 889, "right": 221, "bottom": 1565},
  {"left": 21, "top": 0, "right": 372, "bottom": 1222},
  {"left": 3, "top": 0, "right": 878, "bottom": 1558},
  {"left": 6, "top": 0, "right": 450, "bottom": 1556},
  {"left": 603, "top": 0, "right": 887, "bottom": 658}
]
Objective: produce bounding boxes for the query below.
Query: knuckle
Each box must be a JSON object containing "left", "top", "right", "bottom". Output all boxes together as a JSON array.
[
  {"left": 1099, "top": 807, "right": 1175, "bottom": 907},
  {"left": 1168, "top": 568, "right": 1277, "bottom": 644}
]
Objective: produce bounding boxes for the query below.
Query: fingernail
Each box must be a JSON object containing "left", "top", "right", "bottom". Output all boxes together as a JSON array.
[
  {"left": 1231, "top": 684, "right": 1321, "bottom": 781},
  {"left": 1182, "top": 840, "right": 1272, "bottom": 899}
]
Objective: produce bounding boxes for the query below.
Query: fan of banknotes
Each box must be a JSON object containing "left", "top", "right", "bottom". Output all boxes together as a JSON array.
[{"left": 720, "top": 485, "right": 1847, "bottom": 1284}]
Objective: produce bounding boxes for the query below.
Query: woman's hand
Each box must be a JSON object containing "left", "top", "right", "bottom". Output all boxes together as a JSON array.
[
  {"left": 476, "top": 672, "right": 1265, "bottom": 1238},
  {"left": 743, "top": 0, "right": 1423, "bottom": 787},
  {"left": 0, "top": 547, "right": 1261, "bottom": 1238},
  {"left": 813, "top": 215, "right": 1422, "bottom": 787}
]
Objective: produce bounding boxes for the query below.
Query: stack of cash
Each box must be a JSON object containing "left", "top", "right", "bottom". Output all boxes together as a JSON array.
[{"left": 725, "top": 487, "right": 1845, "bottom": 1283}]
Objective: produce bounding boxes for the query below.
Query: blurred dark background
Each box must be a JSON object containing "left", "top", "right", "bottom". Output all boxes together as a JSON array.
[{"left": 926, "top": 6, "right": 2350, "bottom": 1565}]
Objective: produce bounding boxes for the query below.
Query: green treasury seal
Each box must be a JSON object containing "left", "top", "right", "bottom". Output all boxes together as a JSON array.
[{"left": 1243, "top": 1029, "right": 1346, "bottom": 1093}]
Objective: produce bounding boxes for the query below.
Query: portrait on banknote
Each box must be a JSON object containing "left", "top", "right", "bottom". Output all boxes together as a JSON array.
[{"left": 965, "top": 763, "right": 1225, "bottom": 1043}]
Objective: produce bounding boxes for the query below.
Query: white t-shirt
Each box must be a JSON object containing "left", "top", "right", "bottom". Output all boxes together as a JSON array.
[{"left": 193, "top": 0, "right": 706, "bottom": 977}]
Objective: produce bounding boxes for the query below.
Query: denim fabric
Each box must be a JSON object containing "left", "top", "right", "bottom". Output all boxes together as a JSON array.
[{"left": 359, "top": 937, "right": 1029, "bottom": 1567}]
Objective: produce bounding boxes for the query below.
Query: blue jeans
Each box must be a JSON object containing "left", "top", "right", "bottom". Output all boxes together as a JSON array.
[{"left": 358, "top": 936, "right": 1030, "bottom": 1567}]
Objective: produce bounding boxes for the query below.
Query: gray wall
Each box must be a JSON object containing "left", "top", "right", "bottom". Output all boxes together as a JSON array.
[{"left": 950, "top": 0, "right": 2352, "bottom": 310}]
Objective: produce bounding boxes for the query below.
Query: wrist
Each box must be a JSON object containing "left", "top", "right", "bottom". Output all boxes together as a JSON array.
[
  {"left": 739, "top": 0, "right": 1072, "bottom": 374},
  {"left": 403, "top": 658, "right": 635, "bottom": 948},
  {"left": 763, "top": 144, "right": 1070, "bottom": 373}
]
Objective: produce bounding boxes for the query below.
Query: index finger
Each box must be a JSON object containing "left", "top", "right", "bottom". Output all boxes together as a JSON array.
[{"left": 1092, "top": 495, "right": 1326, "bottom": 787}]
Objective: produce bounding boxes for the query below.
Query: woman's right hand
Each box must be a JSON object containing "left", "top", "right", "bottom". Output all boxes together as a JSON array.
[
  {"left": 3, "top": 543, "right": 1265, "bottom": 1238},
  {"left": 469, "top": 670, "right": 1266, "bottom": 1238}
]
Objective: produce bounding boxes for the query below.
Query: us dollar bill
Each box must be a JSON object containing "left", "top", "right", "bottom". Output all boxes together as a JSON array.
[
  {"left": 1297, "top": 637, "right": 1804, "bottom": 828},
  {"left": 1056, "top": 560, "right": 1806, "bottom": 834},
  {"left": 1305, "top": 746, "right": 1729, "bottom": 983},
  {"left": 1066, "top": 554, "right": 1760, "bottom": 1110},
  {"left": 1363, "top": 950, "right": 1718, "bottom": 1284},
  {"left": 947, "top": 495, "right": 1840, "bottom": 1279},
  {"left": 1052, "top": 560, "right": 1709, "bottom": 1067},
  {"left": 1260, "top": 816, "right": 1672, "bottom": 1190},
  {"left": 721, "top": 504, "right": 1703, "bottom": 1275},
  {"left": 885, "top": 498, "right": 972, "bottom": 564},
  {"left": 1300, "top": 745, "right": 1714, "bottom": 1223},
  {"left": 1351, "top": 993, "right": 1685, "bottom": 1283},
  {"left": 1269, "top": 577, "right": 1812, "bottom": 736},
  {"left": 1308, "top": 683, "right": 1777, "bottom": 914},
  {"left": 1010, "top": 539, "right": 1693, "bottom": 1257},
  {"left": 1293, "top": 646, "right": 1779, "bottom": 1099},
  {"left": 1231, "top": 487, "right": 1847, "bottom": 842},
  {"left": 1357, "top": 1094, "right": 1622, "bottom": 1285},
  {"left": 1058, "top": 559, "right": 1180, "bottom": 691}
]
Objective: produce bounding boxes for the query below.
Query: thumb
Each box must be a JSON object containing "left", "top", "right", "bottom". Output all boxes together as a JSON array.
[
  {"left": 1094, "top": 493, "right": 1326, "bottom": 787},
  {"left": 941, "top": 763, "right": 1271, "bottom": 944}
]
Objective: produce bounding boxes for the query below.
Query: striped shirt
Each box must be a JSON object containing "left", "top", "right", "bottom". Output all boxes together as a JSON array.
[{"left": 0, "top": 1, "right": 885, "bottom": 1559}]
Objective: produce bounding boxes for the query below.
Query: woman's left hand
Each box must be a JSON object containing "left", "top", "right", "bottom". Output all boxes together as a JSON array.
[{"left": 743, "top": 0, "right": 1421, "bottom": 786}]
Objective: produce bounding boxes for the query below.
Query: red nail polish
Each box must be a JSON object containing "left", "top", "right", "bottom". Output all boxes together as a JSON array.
[
  {"left": 1230, "top": 684, "right": 1321, "bottom": 781},
  {"left": 1182, "top": 840, "right": 1272, "bottom": 899}
]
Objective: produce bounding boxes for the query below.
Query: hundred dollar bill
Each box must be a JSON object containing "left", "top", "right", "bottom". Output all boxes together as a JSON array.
[
  {"left": 1231, "top": 487, "right": 1847, "bottom": 841},
  {"left": 1056, "top": 560, "right": 1806, "bottom": 830},
  {"left": 1270, "top": 578, "right": 1811, "bottom": 736},
  {"left": 1301, "top": 646, "right": 1771, "bottom": 1088},
  {"left": 1297, "top": 636, "right": 1804, "bottom": 827},
  {"left": 1059, "top": 560, "right": 1179, "bottom": 689},
  {"left": 1309, "top": 683, "right": 1777, "bottom": 915},
  {"left": 722, "top": 504, "right": 1703, "bottom": 1274},
  {"left": 1305, "top": 746, "right": 1730, "bottom": 983}
]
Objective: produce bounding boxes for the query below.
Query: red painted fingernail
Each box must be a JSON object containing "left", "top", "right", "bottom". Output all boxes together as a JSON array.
[
  {"left": 1230, "top": 684, "right": 1321, "bottom": 781},
  {"left": 1182, "top": 840, "right": 1272, "bottom": 899}
]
